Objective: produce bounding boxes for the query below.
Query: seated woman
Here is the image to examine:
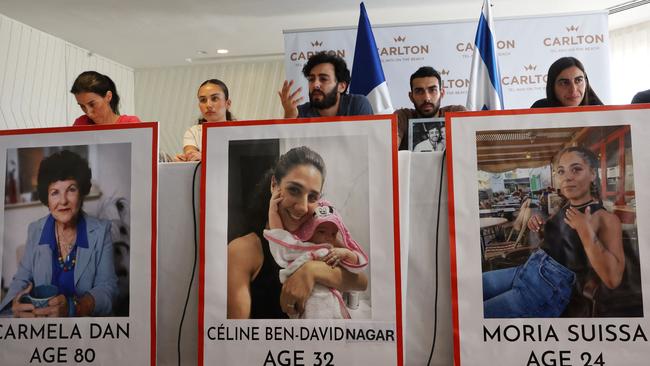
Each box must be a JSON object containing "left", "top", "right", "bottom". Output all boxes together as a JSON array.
[
  {"left": 531, "top": 57, "right": 603, "bottom": 108},
  {"left": 71, "top": 71, "right": 141, "bottom": 126},
  {"left": 177, "top": 79, "right": 234, "bottom": 161},
  {"left": 0, "top": 150, "right": 118, "bottom": 317},
  {"left": 227, "top": 146, "right": 368, "bottom": 319},
  {"left": 483, "top": 146, "right": 624, "bottom": 318}
]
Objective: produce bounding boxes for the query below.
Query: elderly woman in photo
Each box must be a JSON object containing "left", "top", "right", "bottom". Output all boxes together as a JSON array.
[{"left": 0, "top": 150, "right": 118, "bottom": 317}]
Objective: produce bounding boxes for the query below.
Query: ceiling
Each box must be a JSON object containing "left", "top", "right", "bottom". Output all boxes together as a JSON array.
[
  {"left": 477, "top": 127, "right": 583, "bottom": 172},
  {"left": 1, "top": 0, "right": 649, "bottom": 69}
]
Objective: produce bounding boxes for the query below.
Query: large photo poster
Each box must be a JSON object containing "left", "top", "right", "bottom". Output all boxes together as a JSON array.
[
  {"left": 199, "top": 116, "right": 402, "bottom": 365},
  {"left": 447, "top": 106, "right": 649, "bottom": 365},
  {"left": 0, "top": 124, "right": 157, "bottom": 365}
]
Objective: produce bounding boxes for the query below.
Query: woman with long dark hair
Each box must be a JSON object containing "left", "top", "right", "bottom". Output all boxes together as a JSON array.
[
  {"left": 483, "top": 146, "right": 624, "bottom": 317},
  {"left": 227, "top": 146, "right": 368, "bottom": 318},
  {"left": 177, "top": 79, "right": 234, "bottom": 161},
  {"left": 531, "top": 57, "right": 603, "bottom": 108},
  {"left": 71, "top": 71, "right": 141, "bottom": 126}
]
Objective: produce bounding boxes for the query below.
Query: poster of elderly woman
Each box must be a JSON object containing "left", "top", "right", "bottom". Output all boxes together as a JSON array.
[
  {"left": 447, "top": 105, "right": 650, "bottom": 366},
  {"left": 0, "top": 125, "right": 156, "bottom": 366},
  {"left": 199, "top": 116, "right": 401, "bottom": 366}
]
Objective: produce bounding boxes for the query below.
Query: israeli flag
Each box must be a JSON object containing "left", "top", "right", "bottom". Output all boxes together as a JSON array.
[
  {"left": 466, "top": 0, "right": 504, "bottom": 111},
  {"left": 350, "top": 2, "right": 393, "bottom": 114}
]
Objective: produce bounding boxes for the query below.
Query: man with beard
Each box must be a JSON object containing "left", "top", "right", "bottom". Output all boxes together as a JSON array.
[
  {"left": 395, "top": 66, "right": 465, "bottom": 150},
  {"left": 279, "top": 52, "right": 373, "bottom": 118},
  {"left": 413, "top": 125, "right": 446, "bottom": 152}
]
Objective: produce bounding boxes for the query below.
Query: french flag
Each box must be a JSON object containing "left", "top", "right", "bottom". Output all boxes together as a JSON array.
[
  {"left": 350, "top": 2, "right": 393, "bottom": 114},
  {"left": 466, "top": 0, "right": 504, "bottom": 111}
]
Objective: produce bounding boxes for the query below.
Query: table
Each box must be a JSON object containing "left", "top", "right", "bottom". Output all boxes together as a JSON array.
[{"left": 156, "top": 152, "right": 455, "bottom": 366}]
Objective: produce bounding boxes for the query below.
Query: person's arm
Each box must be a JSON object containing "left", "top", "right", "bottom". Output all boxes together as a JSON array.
[
  {"left": 280, "top": 260, "right": 368, "bottom": 316},
  {"left": 355, "top": 95, "right": 374, "bottom": 116},
  {"left": 227, "top": 234, "right": 263, "bottom": 319},
  {"left": 84, "top": 219, "right": 118, "bottom": 316},
  {"left": 394, "top": 109, "right": 408, "bottom": 149},
  {"left": 438, "top": 105, "right": 467, "bottom": 116},
  {"left": 564, "top": 207, "right": 625, "bottom": 289},
  {"left": 278, "top": 80, "right": 303, "bottom": 119},
  {"left": 181, "top": 146, "right": 201, "bottom": 161}
]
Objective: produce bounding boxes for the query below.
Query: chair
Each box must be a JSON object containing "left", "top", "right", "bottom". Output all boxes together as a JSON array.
[{"left": 483, "top": 200, "right": 538, "bottom": 270}]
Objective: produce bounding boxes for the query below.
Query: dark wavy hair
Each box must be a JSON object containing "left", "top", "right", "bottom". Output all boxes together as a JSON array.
[
  {"left": 70, "top": 71, "right": 121, "bottom": 114},
  {"left": 409, "top": 66, "right": 442, "bottom": 90},
  {"left": 37, "top": 150, "right": 92, "bottom": 205},
  {"left": 198, "top": 79, "right": 234, "bottom": 123},
  {"left": 246, "top": 146, "right": 326, "bottom": 234},
  {"left": 546, "top": 57, "right": 603, "bottom": 106},
  {"left": 556, "top": 146, "right": 602, "bottom": 202},
  {"left": 302, "top": 52, "right": 351, "bottom": 93}
]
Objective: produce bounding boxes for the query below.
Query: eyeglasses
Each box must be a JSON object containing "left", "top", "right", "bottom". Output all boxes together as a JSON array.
[{"left": 556, "top": 76, "right": 585, "bottom": 88}]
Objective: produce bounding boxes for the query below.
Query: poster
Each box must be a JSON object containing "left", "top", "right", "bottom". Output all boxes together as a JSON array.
[
  {"left": 408, "top": 117, "right": 445, "bottom": 152},
  {"left": 0, "top": 124, "right": 157, "bottom": 365},
  {"left": 284, "top": 11, "right": 610, "bottom": 109},
  {"left": 447, "top": 106, "right": 649, "bottom": 365},
  {"left": 199, "top": 116, "right": 402, "bottom": 365}
]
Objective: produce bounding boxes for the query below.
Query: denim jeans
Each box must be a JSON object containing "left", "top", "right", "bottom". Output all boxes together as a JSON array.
[{"left": 483, "top": 249, "right": 575, "bottom": 318}]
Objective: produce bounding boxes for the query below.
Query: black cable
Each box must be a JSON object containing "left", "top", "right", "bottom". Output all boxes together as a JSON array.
[
  {"left": 427, "top": 150, "right": 446, "bottom": 366},
  {"left": 178, "top": 162, "right": 201, "bottom": 366}
]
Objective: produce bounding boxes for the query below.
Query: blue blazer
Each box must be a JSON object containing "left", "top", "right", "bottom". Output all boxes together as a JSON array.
[{"left": 0, "top": 214, "right": 118, "bottom": 316}]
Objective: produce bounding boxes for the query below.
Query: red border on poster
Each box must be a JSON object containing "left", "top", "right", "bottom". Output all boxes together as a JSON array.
[
  {"left": 445, "top": 104, "right": 650, "bottom": 366},
  {"left": 198, "top": 115, "right": 403, "bottom": 366},
  {"left": 0, "top": 122, "right": 158, "bottom": 366}
]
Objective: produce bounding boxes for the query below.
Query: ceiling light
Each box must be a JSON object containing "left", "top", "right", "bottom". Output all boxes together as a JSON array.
[
  {"left": 196, "top": 50, "right": 208, "bottom": 56},
  {"left": 185, "top": 58, "right": 193, "bottom": 63},
  {"left": 217, "top": 49, "right": 229, "bottom": 54}
]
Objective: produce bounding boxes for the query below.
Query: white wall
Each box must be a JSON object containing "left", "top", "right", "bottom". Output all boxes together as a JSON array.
[
  {"left": 0, "top": 13, "right": 135, "bottom": 129},
  {"left": 135, "top": 57, "right": 285, "bottom": 156},
  {"left": 610, "top": 20, "right": 650, "bottom": 104}
]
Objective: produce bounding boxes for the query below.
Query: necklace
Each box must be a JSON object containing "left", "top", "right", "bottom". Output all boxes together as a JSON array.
[
  {"left": 570, "top": 199, "right": 595, "bottom": 210},
  {"left": 56, "top": 226, "right": 77, "bottom": 272}
]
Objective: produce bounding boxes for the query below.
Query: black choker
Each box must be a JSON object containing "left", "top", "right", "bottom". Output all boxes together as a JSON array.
[{"left": 570, "top": 200, "right": 595, "bottom": 209}]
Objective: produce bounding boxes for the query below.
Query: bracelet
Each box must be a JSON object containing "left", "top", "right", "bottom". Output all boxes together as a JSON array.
[{"left": 67, "top": 296, "right": 76, "bottom": 317}]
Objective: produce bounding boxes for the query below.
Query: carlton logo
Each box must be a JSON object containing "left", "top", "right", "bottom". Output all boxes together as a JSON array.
[
  {"left": 438, "top": 69, "right": 470, "bottom": 89},
  {"left": 290, "top": 41, "right": 346, "bottom": 62},
  {"left": 311, "top": 40, "right": 323, "bottom": 47},
  {"left": 501, "top": 64, "right": 547, "bottom": 86},
  {"left": 543, "top": 25, "right": 605, "bottom": 47},
  {"left": 456, "top": 40, "right": 516, "bottom": 52},
  {"left": 376, "top": 35, "right": 429, "bottom": 57}
]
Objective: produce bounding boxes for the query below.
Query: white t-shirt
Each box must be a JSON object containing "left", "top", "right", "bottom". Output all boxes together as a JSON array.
[{"left": 183, "top": 124, "right": 202, "bottom": 151}]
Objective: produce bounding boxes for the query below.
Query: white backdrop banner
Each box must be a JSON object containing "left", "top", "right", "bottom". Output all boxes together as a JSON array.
[{"left": 283, "top": 11, "right": 610, "bottom": 109}]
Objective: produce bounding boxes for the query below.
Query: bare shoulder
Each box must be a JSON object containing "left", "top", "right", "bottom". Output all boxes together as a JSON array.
[
  {"left": 593, "top": 209, "right": 622, "bottom": 232},
  {"left": 228, "top": 233, "right": 264, "bottom": 274}
]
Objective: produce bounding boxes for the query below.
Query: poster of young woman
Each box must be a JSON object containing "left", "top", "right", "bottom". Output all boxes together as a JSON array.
[
  {"left": 446, "top": 105, "right": 650, "bottom": 366},
  {"left": 0, "top": 123, "right": 157, "bottom": 365},
  {"left": 199, "top": 116, "right": 402, "bottom": 365}
]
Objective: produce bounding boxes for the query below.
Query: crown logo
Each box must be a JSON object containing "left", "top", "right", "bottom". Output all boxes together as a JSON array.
[
  {"left": 524, "top": 64, "right": 537, "bottom": 71},
  {"left": 440, "top": 69, "right": 450, "bottom": 76},
  {"left": 393, "top": 36, "right": 406, "bottom": 43},
  {"left": 311, "top": 41, "right": 323, "bottom": 47},
  {"left": 566, "top": 25, "right": 579, "bottom": 32}
]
